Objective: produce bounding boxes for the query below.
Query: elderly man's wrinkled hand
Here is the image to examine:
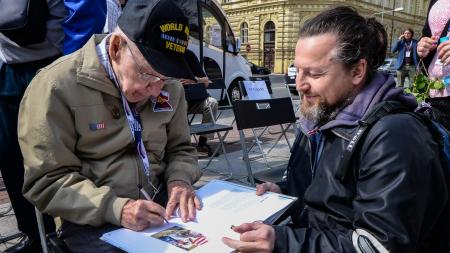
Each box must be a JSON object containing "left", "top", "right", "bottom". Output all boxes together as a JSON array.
[
  {"left": 120, "top": 199, "right": 166, "bottom": 231},
  {"left": 166, "top": 180, "right": 201, "bottom": 222},
  {"left": 222, "top": 222, "right": 275, "bottom": 253}
]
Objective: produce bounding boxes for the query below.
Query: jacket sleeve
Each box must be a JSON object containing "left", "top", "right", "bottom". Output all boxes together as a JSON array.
[
  {"left": 163, "top": 84, "right": 201, "bottom": 185},
  {"left": 391, "top": 39, "right": 401, "bottom": 53},
  {"left": 19, "top": 72, "right": 129, "bottom": 227},
  {"left": 272, "top": 114, "right": 448, "bottom": 253}
]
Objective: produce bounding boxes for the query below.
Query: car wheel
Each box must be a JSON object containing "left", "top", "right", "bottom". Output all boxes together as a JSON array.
[{"left": 228, "top": 81, "right": 242, "bottom": 102}]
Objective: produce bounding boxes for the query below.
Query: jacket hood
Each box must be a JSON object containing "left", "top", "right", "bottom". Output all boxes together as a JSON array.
[{"left": 300, "top": 72, "right": 418, "bottom": 133}]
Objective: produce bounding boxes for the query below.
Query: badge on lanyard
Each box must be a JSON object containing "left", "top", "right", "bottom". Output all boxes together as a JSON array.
[
  {"left": 152, "top": 91, "right": 173, "bottom": 112},
  {"left": 405, "top": 42, "right": 412, "bottom": 57}
]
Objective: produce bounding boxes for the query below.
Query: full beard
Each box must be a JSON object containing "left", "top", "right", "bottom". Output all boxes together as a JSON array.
[{"left": 300, "top": 91, "right": 356, "bottom": 126}]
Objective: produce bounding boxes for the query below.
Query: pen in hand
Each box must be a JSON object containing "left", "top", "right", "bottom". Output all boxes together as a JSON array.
[{"left": 140, "top": 188, "right": 169, "bottom": 224}]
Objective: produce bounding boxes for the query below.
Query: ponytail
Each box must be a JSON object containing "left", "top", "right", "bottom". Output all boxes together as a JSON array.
[{"left": 366, "top": 17, "right": 387, "bottom": 69}]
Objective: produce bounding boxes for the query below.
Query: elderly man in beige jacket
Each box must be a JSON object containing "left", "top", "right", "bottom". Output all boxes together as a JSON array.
[{"left": 18, "top": 0, "right": 201, "bottom": 252}]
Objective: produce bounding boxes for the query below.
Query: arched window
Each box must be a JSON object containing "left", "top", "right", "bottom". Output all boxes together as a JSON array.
[
  {"left": 204, "top": 25, "right": 212, "bottom": 45},
  {"left": 240, "top": 22, "right": 248, "bottom": 43},
  {"left": 264, "top": 21, "right": 275, "bottom": 43},
  {"left": 263, "top": 21, "right": 275, "bottom": 71}
]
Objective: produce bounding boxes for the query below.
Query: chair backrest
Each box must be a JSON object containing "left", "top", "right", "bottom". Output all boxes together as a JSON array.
[
  {"left": 207, "top": 78, "right": 226, "bottom": 90},
  {"left": 208, "top": 78, "right": 233, "bottom": 108},
  {"left": 249, "top": 76, "right": 273, "bottom": 94},
  {"left": 233, "top": 97, "right": 296, "bottom": 130},
  {"left": 184, "top": 83, "right": 208, "bottom": 102}
]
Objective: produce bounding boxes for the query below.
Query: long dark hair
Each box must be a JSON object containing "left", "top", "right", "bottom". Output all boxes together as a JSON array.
[{"left": 299, "top": 6, "right": 387, "bottom": 81}]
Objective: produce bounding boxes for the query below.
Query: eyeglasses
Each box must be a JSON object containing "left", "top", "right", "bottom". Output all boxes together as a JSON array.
[{"left": 125, "top": 43, "right": 176, "bottom": 83}]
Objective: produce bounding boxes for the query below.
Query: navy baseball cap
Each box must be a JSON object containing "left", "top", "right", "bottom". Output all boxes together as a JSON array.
[{"left": 118, "top": 0, "right": 195, "bottom": 80}]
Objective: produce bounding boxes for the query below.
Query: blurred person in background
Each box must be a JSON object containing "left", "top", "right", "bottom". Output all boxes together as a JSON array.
[
  {"left": 63, "top": 0, "right": 126, "bottom": 55},
  {"left": 181, "top": 49, "right": 218, "bottom": 157},
  {"left": 0, "top": 0, "right": 66, "bottom": 252},
  {"left": 417, "top": 0, "right": 450, "bottom": 131},
  {"left": 391, "top": 28, "right": 419, "bottom": 88}
]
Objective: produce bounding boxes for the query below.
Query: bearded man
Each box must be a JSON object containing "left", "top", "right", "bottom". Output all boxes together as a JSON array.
[{"left": 222, "top": 6, "right": 448, "bottom": 253}]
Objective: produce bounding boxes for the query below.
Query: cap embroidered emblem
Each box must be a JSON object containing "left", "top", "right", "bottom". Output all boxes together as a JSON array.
[{"left": 89, "top": 121, "right": 106, "bottom": 131}]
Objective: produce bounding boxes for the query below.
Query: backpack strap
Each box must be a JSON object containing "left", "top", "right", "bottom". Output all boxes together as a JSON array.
[{"left": 336, "top": 101, "right": 409, "bottom": 181}]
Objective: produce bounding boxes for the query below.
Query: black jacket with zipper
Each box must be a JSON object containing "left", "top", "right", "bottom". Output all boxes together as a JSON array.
[{"left": 273, "top": 109, "right": 448, "bottom": 253}]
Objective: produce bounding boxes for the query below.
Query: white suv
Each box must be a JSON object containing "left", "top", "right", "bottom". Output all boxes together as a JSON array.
[{"left": 187, "top": 0, "right": 252, "bottom": 102}]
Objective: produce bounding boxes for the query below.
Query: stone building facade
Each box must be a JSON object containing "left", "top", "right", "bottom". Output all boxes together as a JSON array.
[{"left": 221, "top": 0, "right": 430, "bottom": 74}]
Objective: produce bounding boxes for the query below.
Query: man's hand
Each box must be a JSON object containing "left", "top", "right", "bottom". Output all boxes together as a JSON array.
[
  {"left": 398, "top": 34, "right": 405, "bottom": 40},
  {"left": 180, "top": 79, "right": 196, "bottom": 85},
  {"left": 222, "top": 223, "right": 275, "bottom": 253},
  {"left": 417, "top": 36, "right": 439, "bottom": 58},
  {"left": 120, "top": 199, "right": 166, "bottom": 231},
  {"left": 255, "top": 182, "right": 282, "bottom": 196},
  {"left": 196, "top": 77, "right": 210, "bottom": 87},
  {"left": 166, "top": 180, "right": 201, "bottom": 222}
]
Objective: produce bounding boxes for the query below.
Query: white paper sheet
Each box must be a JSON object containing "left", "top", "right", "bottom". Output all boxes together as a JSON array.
[
  {"left": 243, "top": 80, "right": 271, "bottom": 100},
  {"left": 101, "top": 180, "right": 296, "bottom": 253}
]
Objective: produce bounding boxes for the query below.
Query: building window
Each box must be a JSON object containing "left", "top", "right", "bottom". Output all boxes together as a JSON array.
[
  {"left": 204, "top": 25, "right": 212, "bottom": 45},
  {"left": 264, "top": 21, "right": 276, "bottom": 43},
  {"left": 263, "top": 21, "right": 275, "bottom": 71},
  {"left": 404, "top": 0, "right": 412, "bottom": 13},
  {"left": 240, "top": 22, "right": 248, "bottom": 43}
]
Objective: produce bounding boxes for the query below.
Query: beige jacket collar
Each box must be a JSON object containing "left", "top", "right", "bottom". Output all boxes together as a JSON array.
[{"left": 76, "top": 35, "right": 120, "bottom": 98}]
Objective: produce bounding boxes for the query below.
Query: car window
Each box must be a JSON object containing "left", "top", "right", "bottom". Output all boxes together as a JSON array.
[{"left": 203, "top": 56, "right": 222, "bottom": 79}]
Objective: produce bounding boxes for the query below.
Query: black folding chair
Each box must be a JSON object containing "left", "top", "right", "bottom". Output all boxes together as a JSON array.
[
  {"left": 184, "top": 83, "right": 234, "bottom": 178},
  {"left": 238, "top": 80, "right": 296, "bottom": 166},
  {"left": 35, "top": 207, "right": 72, "bottom": 253},
  {"left": 0, "top": 176, "right": 22, "bottom": 247},
  {"left": 207, "top": 78, "right": 233, "bottom": 113},
  {"left": 233, "top": 97, "right": 297, "bottom": 185},
  {"left": 185, "top": 83, "right": 210, "bottom": 126}
]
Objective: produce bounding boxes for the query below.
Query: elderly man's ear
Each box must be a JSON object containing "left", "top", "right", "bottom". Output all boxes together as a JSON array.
[{"left": 109, "top": 34, "right": 125, "bottom": 62}]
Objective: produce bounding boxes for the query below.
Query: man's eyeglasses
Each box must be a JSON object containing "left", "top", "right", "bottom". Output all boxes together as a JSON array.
[{"left": 125, "top": 43, "right": 176, "bottom": 83}]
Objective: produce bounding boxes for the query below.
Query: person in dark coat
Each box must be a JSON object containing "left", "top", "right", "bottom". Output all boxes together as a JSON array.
[
  {"left": 417, "top": 0, "right": 450, "bottom": 131},
  {"left": 391, "top": 28, "right": 419, "bottom": 88}
]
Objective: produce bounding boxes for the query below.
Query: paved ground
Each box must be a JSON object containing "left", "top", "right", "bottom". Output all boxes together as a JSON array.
[{"left": 0, "top": 74, "right": 299, "bottom": 251}]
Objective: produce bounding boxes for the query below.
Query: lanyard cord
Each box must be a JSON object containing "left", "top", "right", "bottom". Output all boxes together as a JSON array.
[{"left": 96, "top": 36, "right": 160, "bottom": 196}]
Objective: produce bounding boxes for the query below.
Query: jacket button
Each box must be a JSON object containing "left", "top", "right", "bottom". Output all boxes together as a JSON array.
[{"left": 111, "top": 106, "right": 120, "bottom": 119}]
